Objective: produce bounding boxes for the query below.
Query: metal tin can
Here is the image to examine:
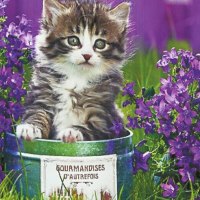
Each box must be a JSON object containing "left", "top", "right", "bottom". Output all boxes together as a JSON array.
[{"left": 4, "top": 132, "right": 134, "bottom": 199}]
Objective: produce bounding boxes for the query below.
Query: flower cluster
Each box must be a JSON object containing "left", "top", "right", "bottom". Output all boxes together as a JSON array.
[
  {"left": 0, "top": 9, "right": 33, "bottom": 130},
  {"left": 0, "top": 0, "right": 33, "bottom": 183},
  {"left": 0, "top": 0, "right": 9, "bottom": 16},
  {"left": 161, "top": 178, "right": 179, "bottom": 198},
  {"left": 132, "top": 140, "right": 151, "bottom": 175},
  {"left": 123, "top": 47, "right": 200, "bottom": 198}
]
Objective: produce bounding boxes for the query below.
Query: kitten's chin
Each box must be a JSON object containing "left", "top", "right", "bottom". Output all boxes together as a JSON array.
[{"left": 78, "top": 62, "right": 94, "bottom": 68}]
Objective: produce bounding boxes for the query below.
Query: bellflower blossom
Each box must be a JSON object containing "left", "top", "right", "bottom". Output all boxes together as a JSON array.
[
  {"left": 110, "top": 119, "right": 124, "bottom": 137},
  {"left": 132, "top": 140, "right": 151, "bottom": 174},
  {"left": 122, "top": 82, "right": 135, "bottom": 96},
  {"left": 0, "top": 0, "right": 9, "bottom": 16},
  {"left": 161, "top": 178, "right": 179, "bottom": 198},
  {"left": 123, "top": 48, "right": 200, "bottom": 198}
]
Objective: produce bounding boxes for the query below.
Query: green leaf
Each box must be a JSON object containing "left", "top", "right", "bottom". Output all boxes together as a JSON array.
[{"left": 143, "top": 86, "right": 155, "bottom": 100}]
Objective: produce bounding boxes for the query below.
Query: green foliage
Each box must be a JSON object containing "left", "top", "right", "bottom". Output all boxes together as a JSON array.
[
  {"left": 132, "top": 171, "right": 161, "bottom": 200},
  {"left": 0, "top": 172, "right": 24, "bottom": 200},
  {"left": 0, "top": 16, "right": 6, "bottom": 24},
  {"left": 124, "top": 49, "right": 164, "bottom": 94},
  {"left": 143, "top": 87, "right": 155, "bottom": 100},
  {"left": 20, "top": 49, "right": 33, "bottom": 89},
  {"left": 0, "top": 49, "right": 7, "bottom": 67},
  {"left": 167, "top": 40, "right": 191, "bottom": 51}
]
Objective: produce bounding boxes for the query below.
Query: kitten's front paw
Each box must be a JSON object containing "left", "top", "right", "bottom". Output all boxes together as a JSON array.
[
  {"left": 16, "top": 124, "right": 42, "bottom": 141},
  {"left": 56, "top": 128, "right": 84, "bottom": 143}
]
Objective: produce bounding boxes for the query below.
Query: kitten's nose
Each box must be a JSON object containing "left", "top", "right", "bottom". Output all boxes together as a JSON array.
[{"left": 82, "top": 54, "right": 92, "bottom": 61}]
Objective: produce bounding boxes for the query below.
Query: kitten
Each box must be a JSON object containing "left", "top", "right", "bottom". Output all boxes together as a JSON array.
[{"left": 16, "top": 0, "right": 130, "bottom": 142}]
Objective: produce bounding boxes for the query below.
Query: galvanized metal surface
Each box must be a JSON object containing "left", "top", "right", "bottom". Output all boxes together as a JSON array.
[{"left": 4, "top": 132, "right": 134, "bottom": 199}]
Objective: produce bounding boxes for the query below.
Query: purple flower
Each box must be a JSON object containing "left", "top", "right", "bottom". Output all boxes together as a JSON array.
[
  {"left": 142, "top": 120, "right": 155, "bottom": 134},
  {"left": 0, "top": 100, "right": 6, "bottom": 113},
  {"left": 178, "top": 50, "right": 195, "bottom": 68},
  {"left": 126, "top": 116, "right": 139, "bottom": 129},
  {"left": 176, "top": 79, "right": 188, "bottom": 92},
  {"left": 194, "top": 121, "right": 200, "bottom": 132},
  {"left": 9, "top": 87, "right": 26, "bottom": 102},
  {"left": 158, "top": 119, "right": 176, "bottom": 137},
  {"left": 190, "top": 59, "right": 200, "bottom": 80},
  {"left": 8, "top": 102, "right": 24, "bottom": 121},
  {"left": 17, "top": 15, "right": 32, "bottom": 33},
  {"left": 160, "top": 76, "right": 173, "bottom": 92},
  {"left": 168, "top": 137, "right": 186, "bottom": 157},
  {"left": 133, "top": 148, "right": 151, "bottom": 174},
  {"left": 175, "top": 121, "right": 191, "bottom": 133},
  {"left": 19, "top": 32, "right": 33, "bottom": 47},
  {"left": 135, "top": 98, "right": 152, "bottom": 118},
  {"left": 177, "top": 155, "right": 193, "bottom": 168},
  {"left": 160, "top": 77, "right": 191, "bottom": 108},
  {"left": 176, "top": 103, "right": 197, "bottom": 126},
  {"left": 0, "top": 137, "right": 3, "bottom": 151},
  {"left": 154, "top": 98, "right": 171, "bottom": 119},
  {"left": 190, "top": 141, "right": 200, "bottom": 163},
  {"left": 6, "top": 16, "right": 34, "bottom": 50},
  {"left": 136, "top": 140, "right": 147, "bottom": 147},
  {"left": 161, "top": 178, "right": 178, "bottom": 198},
  {"left": 179, "top": 167, "right": 196, "bottom": 183},
  {"left": 176, "top": 68, "right": 195, "bottom": 87},
  {"left": 122, "top": 82, "right": 135, "bottom": 96},
  {"left": 0, "top": 67, "right": 12, "bottom": 89},
  {"left": 7, "top": 72, "right": 23, "bottom": 89},
  {"left": 168, "top": 133, "right": 199, "bottom": 183},
  {"left": 163, "top": 88, "right": 179, "bottom": 106},
  {"left": 0, "top": 115, "right": 11, "bottom": 133},
  {"left": 164, "top": 47, "right": 178, "bottom": 65},
  {"left": 6, "top": 50, "right": 24, "bottom": 69},
  {"left": 110, "top": 119, "right": 124, "bottom": 136},
  {"left": 157, "top": 56, "right": 170, "bottom": 73},
  {"left": 122, "top": 100, "right": 132, "bottom": 107},
  {"left": 7, "top": 22, "right": 20, "bottom": 37},
  {"left": 0, "top": 0, "right": 9, "bottom": 16}
]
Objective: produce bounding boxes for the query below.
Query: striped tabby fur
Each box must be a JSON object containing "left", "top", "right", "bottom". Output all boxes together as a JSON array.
[{"left": 16, "top": 0, "right": 130, "bottom": 142}]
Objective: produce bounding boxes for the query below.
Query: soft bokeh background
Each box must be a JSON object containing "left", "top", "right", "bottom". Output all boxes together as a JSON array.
[{"left": 5, "top": 0, "right": 200, "bottom": 53}]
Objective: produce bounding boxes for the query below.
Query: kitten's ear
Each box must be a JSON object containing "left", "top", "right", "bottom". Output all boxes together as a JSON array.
[
  {"left": 109, "top": 2, "right": 130, "bottom": 31},
  {"left": 43, "top": 0, "right": 66, "bottom": 25}
]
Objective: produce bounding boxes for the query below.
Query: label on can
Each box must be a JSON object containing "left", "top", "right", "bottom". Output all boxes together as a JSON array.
[{"left": 40, "top": 154, "right": 117, "bottom": 200}]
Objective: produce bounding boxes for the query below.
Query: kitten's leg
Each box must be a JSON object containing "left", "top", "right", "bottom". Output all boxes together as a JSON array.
[{"left": 16, "top": 110, "right": 52, "bottom": 140}]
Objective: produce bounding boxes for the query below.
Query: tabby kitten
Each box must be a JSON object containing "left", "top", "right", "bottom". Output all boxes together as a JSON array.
[{"left": 16, "top": 0, "right": 130, "bottom": 142}]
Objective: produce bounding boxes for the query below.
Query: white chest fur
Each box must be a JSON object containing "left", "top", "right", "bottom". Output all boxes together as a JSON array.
[{"left": 52, "top": 76, "right": 89, "bottom": 134}]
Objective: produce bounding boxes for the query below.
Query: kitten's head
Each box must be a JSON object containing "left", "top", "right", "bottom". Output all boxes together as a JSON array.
[{"left": 36, "top": 0, "right": 130, "bottom": 76}]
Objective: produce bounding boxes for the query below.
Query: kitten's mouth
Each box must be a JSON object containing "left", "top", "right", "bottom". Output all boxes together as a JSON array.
[{"left": 79, "top": 61, "right": 93, "bottom": 67}]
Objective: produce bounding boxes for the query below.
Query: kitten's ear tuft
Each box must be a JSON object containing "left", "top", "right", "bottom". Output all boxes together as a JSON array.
[
  {"left": 43, "top": 0, "right": 66, "bottom": 25},
  {"left": 109, "top": 2, "right": 131, "bottom": 31}
]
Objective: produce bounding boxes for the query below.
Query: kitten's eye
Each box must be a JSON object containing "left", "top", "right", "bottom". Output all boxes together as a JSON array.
[
  {"left": 68, "top": 36, "right": 80, "bottom": 46},
  {"left": 94, "top": 39, "right": 106, "bottom": 50}
]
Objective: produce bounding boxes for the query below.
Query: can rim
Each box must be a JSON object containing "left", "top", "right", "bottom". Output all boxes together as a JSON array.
[{"left": 7, "top": 129, "right": 133, "bottom": 144}]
